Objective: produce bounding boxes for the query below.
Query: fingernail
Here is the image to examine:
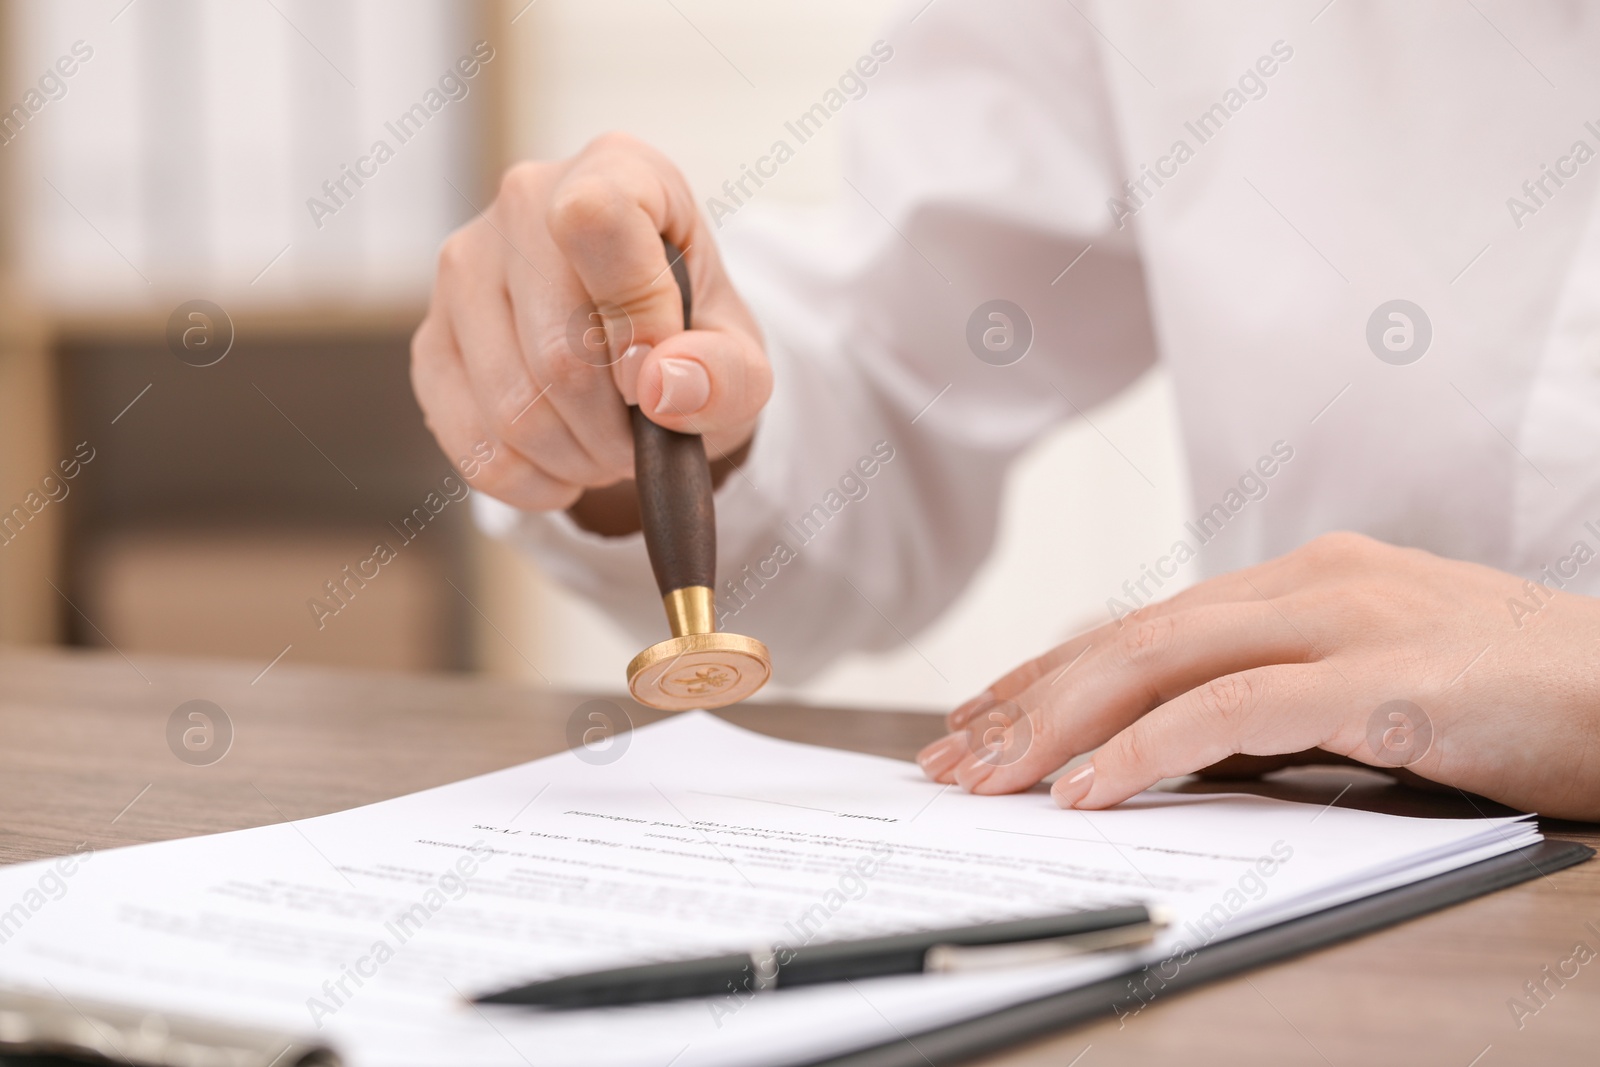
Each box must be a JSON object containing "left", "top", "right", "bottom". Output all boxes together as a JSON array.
[
  {"left": 620, "top": 343, "right": 652, "bottom": 406},
  {"left": 654, "top": 357, "right": 709, "bottom": 416},
  {"left": 916, "top": 734, "right": 966, "bottom": 778},
  {"left": 948, "top": 688, "right": 994, "bottom": 730},
  {"left": 954, "top": 753, "right": 997, "bottom": 791},
  {"left": 1054, "top": 763, "right": 1095, "bottom": 808}
]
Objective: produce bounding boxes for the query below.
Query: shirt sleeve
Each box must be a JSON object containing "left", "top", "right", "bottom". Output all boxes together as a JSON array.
[{"left": 479, "top": 0, "right": 1161, "bottom": 682}]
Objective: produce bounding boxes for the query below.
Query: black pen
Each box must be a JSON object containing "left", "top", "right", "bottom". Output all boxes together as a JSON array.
[{"left": 473, "top": 904, "right": 1166, "bottom": 1008}]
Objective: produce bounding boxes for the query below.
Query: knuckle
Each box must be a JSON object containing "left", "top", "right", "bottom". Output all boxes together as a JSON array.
[
  {"left": 1193, "top": 673, "right": 1260, "bottom": 731},
  {"left": 1111, "top": 602, "right": 1155, "bottom": 634},
  {"left": 542, "top": 340, "right": 598, "bottom": 389},
  {"left": 1301, "top": 530, "right": 1373, "bottom": 564},
  {"left": 1018, "top": 704, "right": 1060, "bottom": 765},
  {"left": 464, "top": 461, "right": 519, "bottom": 503},
  {"left": 463, "top": 457, "right": 506, "bottom": 494},
  {"left": 1115, "top": 720, "right": 1159, "bottom": 776},
  {"left": 435, "top": 232, "right": 469, "bottom": 276},
  {"left": 412, "top": 387, "right": 443, "bottom": 437},
  {"left": 496, "top": 160, "right": 547, "bottom": 211},
  {"left": 1121, "top": 614, "right": 1178, "bottom": 666},
  {"left": 408, "top": 319, "right": 434, "bottom": 376},
  {"left": 408, "top": 332, "right": 455, "bottom": 437},
  {"left": 486, "top": 390, "right": 541, "bottom": 442},
  {"left": 547, "top": 178, "right": 630, "bottom": 243},
  {"left": 415, "top": 408, "right": 444, "bottom": 447},
  {"left": 473, "top": 459, "right": 569, "bottom": 511},
  {"left": 584, "top": 130, "right": 645, "bottom": 157}
]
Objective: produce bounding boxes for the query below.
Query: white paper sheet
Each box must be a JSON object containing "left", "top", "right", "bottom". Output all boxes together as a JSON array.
[{"left": 0, "top": 712, "right": 1538, "bottom": 1066}]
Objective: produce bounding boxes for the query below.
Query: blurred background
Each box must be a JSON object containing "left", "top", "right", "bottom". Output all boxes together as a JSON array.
[{"left": 0, "top": 0, "right": 1191, "bottom": 711}]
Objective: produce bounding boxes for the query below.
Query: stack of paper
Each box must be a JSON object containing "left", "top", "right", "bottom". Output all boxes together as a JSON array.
[{"left": 0, "top": 713, "right": 1539, "bottom": 1066}]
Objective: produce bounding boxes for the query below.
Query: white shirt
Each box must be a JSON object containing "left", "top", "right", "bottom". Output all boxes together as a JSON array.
[{"left": 481, "top": 0, "right": 1600, "bottom": 681}]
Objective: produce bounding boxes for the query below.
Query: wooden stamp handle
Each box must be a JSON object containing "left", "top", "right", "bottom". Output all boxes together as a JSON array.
[{"left": 631, "top": 240, "right": 714, "bottom": 597}]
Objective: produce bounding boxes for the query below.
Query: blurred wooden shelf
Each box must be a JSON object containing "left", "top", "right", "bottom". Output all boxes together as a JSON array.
[{"left": 39, "top": 300, "right": 429, "bottom": 344}]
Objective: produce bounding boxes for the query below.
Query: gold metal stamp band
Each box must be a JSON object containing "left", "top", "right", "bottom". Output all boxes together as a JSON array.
[{"left": 662, "top": 585, "right": 715, "bottom": 638}]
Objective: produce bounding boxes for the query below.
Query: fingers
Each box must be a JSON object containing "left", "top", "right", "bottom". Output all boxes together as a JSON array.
[
  {"left": 410, "top": 313, "right": 582, "bottom": 511},
  {"left": 920, "top": 601, "right": 1317, "bottom": 793},
  {"left": 414, "top": 135, "right": 771, "bottom": 517},
  {"left": 944, "top": 562, "right": 1301, "bottom": 734},
  {"left": 444, "top": 258, "right": 620, "bottom": 490},
  {"left": 971, "top": 602, "right": 1317, "bottom": 794},
  {"left": 947, "top": 575, "right": 1273, "bottom": 735},
  {"left": 501, "top": 256, "right": 638, "bottom": 486},
  {"left": 1055, "top": 664, "right": 1332, "bottom": 810},
  {"left": 451, "top": 170, "right": 639, "bottom": 487},
  {"left": 945, "top": 634, "right": 1097, "bottom": 733}
]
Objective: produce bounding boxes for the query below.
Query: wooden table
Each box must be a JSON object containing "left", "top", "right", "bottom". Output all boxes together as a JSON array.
[{"left": 2, "top": 646, "right": 1596, "bottom": 1066}]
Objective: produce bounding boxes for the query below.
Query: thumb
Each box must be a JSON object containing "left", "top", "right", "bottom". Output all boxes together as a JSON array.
[{"left": 632, "top": 328, "right": 771, "bottom": 446}]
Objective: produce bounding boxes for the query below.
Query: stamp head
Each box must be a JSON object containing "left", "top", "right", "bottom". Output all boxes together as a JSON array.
[{"left": 626, "top": 632, "right": 771, "bottom": 711}]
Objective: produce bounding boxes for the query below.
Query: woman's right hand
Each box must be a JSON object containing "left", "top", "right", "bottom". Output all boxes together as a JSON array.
[{"left": 411, "top": 132, "right": 771, "bottom": 517}]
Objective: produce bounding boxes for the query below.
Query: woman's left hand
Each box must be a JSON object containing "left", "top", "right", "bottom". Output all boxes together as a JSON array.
[{"left": 915, "top": 532, "right": 1600, "bottom": 820}]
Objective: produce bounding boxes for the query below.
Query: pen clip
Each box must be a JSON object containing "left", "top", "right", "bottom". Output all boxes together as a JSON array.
[{"left": 922, "top": 921, "right": 1161, "bottom": 974}]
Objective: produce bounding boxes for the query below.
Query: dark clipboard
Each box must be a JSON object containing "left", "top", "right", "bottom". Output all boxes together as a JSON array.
[
  {"left": 1, "top": 841, "right": 1590, "bottom": 1067},
  {"left": 801, "top": 839, "right": 1594, "bottom": 1067}
]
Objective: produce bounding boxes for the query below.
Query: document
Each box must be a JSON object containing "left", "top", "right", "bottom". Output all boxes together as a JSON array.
[{"left": 0, "top": 712, "right": 1539, "bottom": 1067}]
